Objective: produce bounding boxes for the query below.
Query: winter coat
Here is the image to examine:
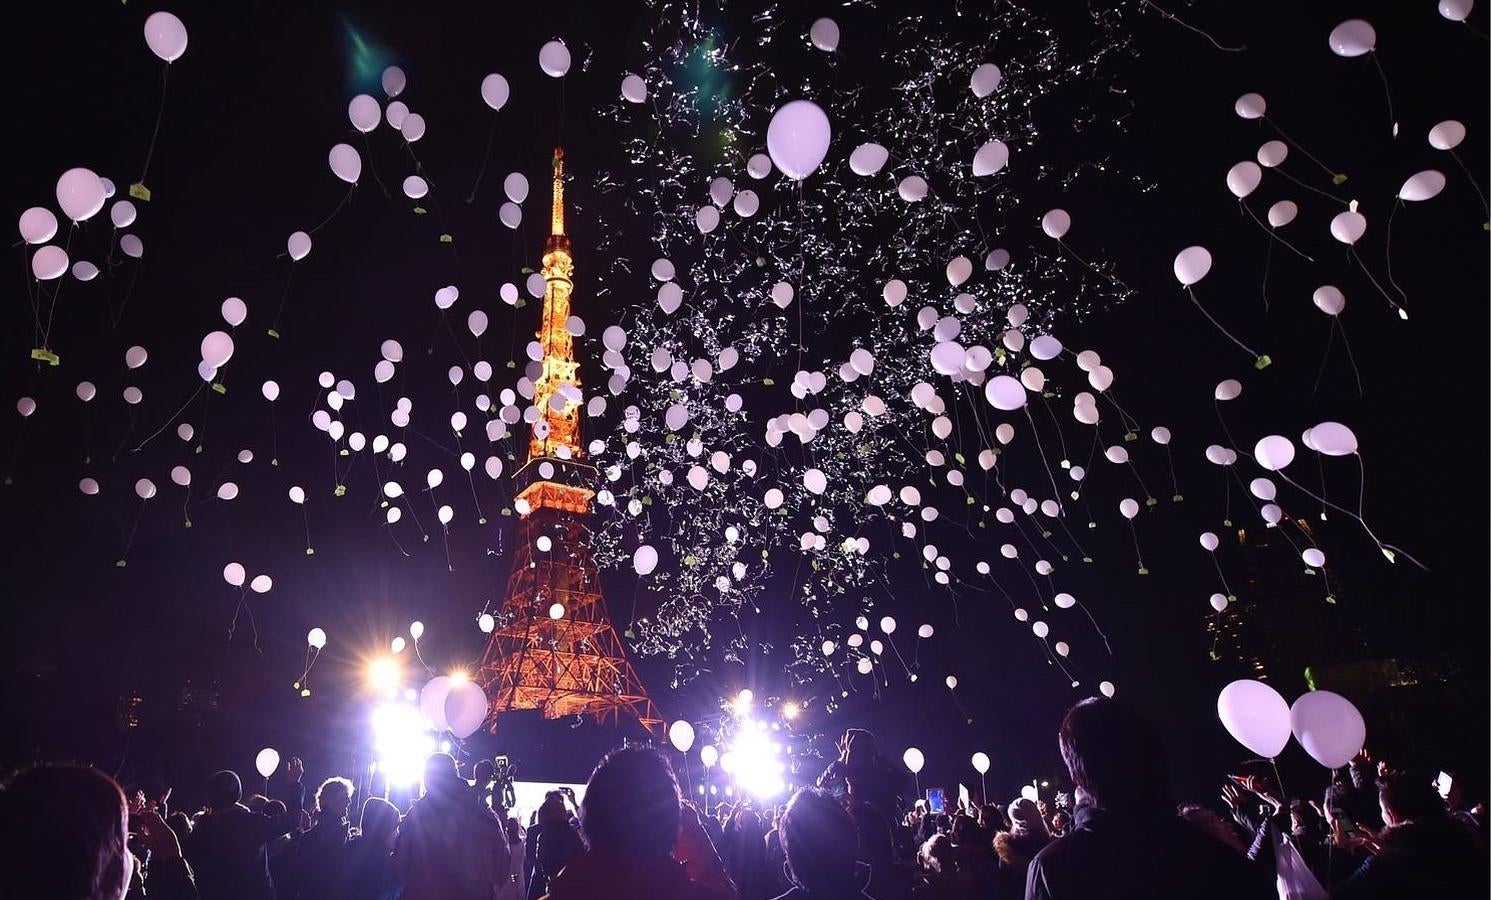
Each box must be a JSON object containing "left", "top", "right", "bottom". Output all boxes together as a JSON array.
[
  {"left": 185, "top": 796, "right": 303, "bottom": 900},
  {"left": 1025, "top": 805, "right": 1276, "bottom": 900},
  {"left": 393, "top": 782, "right": 511, "bottom": 900},
  {"left": 1333, "top": 815, "right": 1486, "bottom": 900},
  {"left": 335, "top": 834, "right": 399, "bottom": 900}
]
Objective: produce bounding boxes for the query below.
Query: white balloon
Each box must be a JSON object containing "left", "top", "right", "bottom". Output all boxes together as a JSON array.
[
  {"left": 348, "top": 94, "right": 381, "bottom": 132},
  {"left": 402, "top": 176, "right": 429, "bottom": 199},
  {"left": 620, "top": 74, "right": 647, "bottom": 103},
  {"left": 1256, "top": 140, "right": 1288, "bottom": 168},
  {"left": 1398, "top": 170, "right": 1446, "bottom": 202},
  {"left": 287, "top": 231, "right": 312, "bottom": 261},
  {"left": 897, "top": 175, "right": 928, "bottom": 202},
  {"left": 143, "top": 11, "right": 188, "bottom": 62},
  {"left": 56, "top": 168, "right": 106, "bottom": 223},
  {"left": 381, "top": 66, "right": 406, "bottom": 97},
  {"left": 766, "top": 100, "right": 832, "bottom": 180},
  {"left": 1254, "top": 435, "right": 1296, "bottom": 471},
  {"left": 1214, "top": 379, "right": 1242, "bottom": 401},
  {"left": 972, "top": 140, "right": 1009, "bottom": 177},
  {"left": 1172, "top": 246, "right": 1212, "bottom": 286},
  {"left": 809, "top": 17, "right": 840, "bottom": 52},
  {"left": 444, "top": 681, "right": 489, "bottom": 739},
  {"left": 849, "top": 143, "right": 889, "bottom": 176},
  {"left": 328, "top": 143, "right": 362, "bottom": 183},
  {"left": 18, "top": 207, "right": 57, "bottom": 244},
  {"left": 1429, "top": 120, "right": 1466, "bottom": 151},
  {"left": 1309, "top": 421, "right": 1358, "bottom": 456},
  {"left": 1040, "top": 209, "right": 1070, "bottom": 239},
  {"left": 984, "top": 375, "right": 1026, "bottom": 411},
  {"left": 1234, "top": 92, "right": 1267, "bottom": 120},
  {"left": 255, "top": 748, "right": 280, "bottom": 779},
  {"left": 504, "top": 172, "right": 530, "bottom": 204},
  {"left": 400, "top": 113, "right": 426, "bottom": 143},
  {"left": 1267, "top": 200, "right": 1298, "bottom": 228},
  {"left": 1289, "top": 690, "right": 1365, "bottom": 769},
  {"left": 746, "top": 153, "right": 773, "bottom": 179},
  {"left": 1217, "top": 679, "right": 1292, "bottom": 758},
  {"left": 1328, "top": 19, "right": 1376, "bottom": 57},
  {"left": 221, "top": 297, "right": 248, "bottom": 327},
  {"left": 420, "top": 676, "right": 454, "bottom": 731},
  {"left": 1440, "top": 0, "right": 1475, "bottom": 21},
  {"left": 970, "top": 63, "right": 1003, "bottom": 97},
  {"left": 539, "top": 40, "right": 571, "bottom": 78},
  {"left": 1313, "top": 285, "right": 1346, "bottom": 316},
  {"left": 1302, "top": 548, "right": 1327, "bottom": 568},
  {"left": 902, "top": 747, "right": 925, "bottom": 774},
  {"left": 669, "top": 720, "right": 697, "bottom": 753},
  {"left": 31, "top": 245, "right": 68, "bottom": 281},
  {"left": 634, "top": 544, "right": 659, "bottom": 575},
  {"left": 481, "top": 73, "right": 510, "bottom": 111},
  {"left": 1226, "top": 161, "right": 1262, "bottom": 199}
]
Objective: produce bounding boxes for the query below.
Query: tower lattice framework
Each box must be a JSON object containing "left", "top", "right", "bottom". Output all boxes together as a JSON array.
[{"left": 476, "top": 148, "right": 662, "bottom": 735}]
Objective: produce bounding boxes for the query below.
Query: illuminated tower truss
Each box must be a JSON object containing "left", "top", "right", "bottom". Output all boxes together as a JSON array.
[{"left": 476, "top": 148, "right": 662, "bottom": 734}]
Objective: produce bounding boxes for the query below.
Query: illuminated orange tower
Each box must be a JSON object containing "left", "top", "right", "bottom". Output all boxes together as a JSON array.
[{"left": 476, "top": 148, "right": 662, "bottom": 734}]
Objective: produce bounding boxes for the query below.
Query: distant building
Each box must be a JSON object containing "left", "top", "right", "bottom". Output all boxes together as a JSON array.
[{"left": 1205, "top": 519, "right": 1366, "bottom": 694}]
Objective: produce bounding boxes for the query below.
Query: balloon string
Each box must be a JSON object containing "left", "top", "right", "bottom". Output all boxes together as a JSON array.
[
  {"left": 1138, "top": 0, "right": 1246, "bottom": 51},
  {"left": 1164, "top": 445, "right": 1181, "bottom": 498},
  {"left": 1185, "top": 287, "right": 1264, "bottom": 364},
  {"left": 301, "top": 504, "right": 313, "bottom": 554},
  {"left": 1242, "top": 201, "right": 1314, "bottom": 262},
  {"left": 1347, "top": 248, "right": 1405, "bottom": 316},
  {"left": 1336, "top": 320, "right": 1364, "bottom": 397},
  {"left": 1369, "top": 54, "right": 1397, "bottom": 138},
  {"left": 1264, "top": 117, "right": 1340, "bottom": 181},
  {"left": 111, "top": 262, "right": 145, "bottom": 329},
  {"left": 40, "top": 225, "right": 77, "bottom": 348},
  {"left": 309, "top": 185, "right": 356, "bottom": 236},
  {"left": 129, "top": 381, "right": 206, "bottom": 453},
  {"left": 1078, "top": 602, "right": 1113, "bottom": 654},
  {"left": 360, "top": 132, "right": 391, "bottom": 199},
  {"left": 1448, "top": 149, "right": 1490, "bottom": 216},
  {"left": 1210, "top": 555, "right": 1236, "bottom": 599},
  {"left": 1058, "top": 239, "right": 1131, "bottom": 294},
  {"left": 137, "top": 64, "right": 171, "bottom": 187},
  {"left": 1126, "top": 519, "right": 1146, "bottom": 572},
  {"left": 117, "top": 500, "right": 149, "bottom": 565},
  {"left": 1272, "top": 165, "right": 1349, "bottom": 208},
  {"left": 1311, "top": 317, "right": 1337, "bottom": 397},
  {"left": 1383, "top": 202, "right": 1409, "bottom": 305},
  {"left": 269, "top": 263, "right": 297, "bottom": 334},
  {"left": 465, "top": 114, "right": 501, "bottom": 203},
  {"left": 1259, "top": 236, "right": 1273, "bottom": 311},
  {"left": 21, "top": 248, "right": 44, "bottom": 346},
  {"left": 1275, "top": 468, "right": 1427, "bottom": 571}
]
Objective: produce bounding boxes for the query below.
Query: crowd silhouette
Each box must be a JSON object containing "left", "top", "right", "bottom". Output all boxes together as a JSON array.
[{"left": 0, "top": 697, "right": 1483, "bottom": 899}]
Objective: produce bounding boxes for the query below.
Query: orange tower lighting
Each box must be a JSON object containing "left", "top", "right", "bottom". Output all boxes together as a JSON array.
[{"left": 475, "top": 148, "right": 663, "bottom": 735}]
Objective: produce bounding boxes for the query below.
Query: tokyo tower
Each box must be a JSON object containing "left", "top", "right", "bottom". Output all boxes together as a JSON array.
[{"left": 475, "top": 148, "right": 662, "bottom": 734}]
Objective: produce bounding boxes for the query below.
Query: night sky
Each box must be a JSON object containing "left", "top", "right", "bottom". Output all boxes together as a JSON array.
[{"left": 1, "top": 0, "right": 1485, "bottom": 812}]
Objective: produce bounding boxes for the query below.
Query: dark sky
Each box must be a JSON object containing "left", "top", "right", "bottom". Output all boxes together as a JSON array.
[{"left": 1, "top": 0, "right": 1485, "bottom": 809}]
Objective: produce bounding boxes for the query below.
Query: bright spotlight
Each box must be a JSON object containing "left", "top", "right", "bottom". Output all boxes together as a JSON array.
[
  {"left": 732, "top": 689, "right": 753, "bottom": 716},
  {"left": 448, "top": 669, "right": 469, "bottom": 684},
  {"left": 781, "top": 701, "right": 800, "bottom": 721},
  {"left": 548, "top": 603, "right": 566, "bottom": 620},
  {"left": 728, "top": 728, "right": 788, "bottom": 799},
  {"left": 368, "top": 657, "right": 402, "bottom": 695},
  {"left": 371, "top": 702, "right": 436, "bottom": 788}
]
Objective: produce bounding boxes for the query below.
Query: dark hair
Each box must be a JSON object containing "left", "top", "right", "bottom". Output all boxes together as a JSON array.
[
  {"left": 1289, "top": 799, "right": 1324, "bottom": 833},
  {"left": 580, "top": 747, "right": 680, "bottom": 856},
  {"left": 317, "top": 777, "right": 354, "bottom": 814},
  {"left": 1057, "top": 697, "right": 1168, "bottom": 813},
  {"left": 0, "top": 764, "right": 130, "bottom": 900},
  {"left": 263, "top": 799, "right": 287, "bottom": 817},
  {"left": 360, "top": 796, "right": 400, "bottom": 844},
  {"left": 423, "top": 752, "right": 458, "bottom": 789},
  {"left": 207, "top": 770, "right": 243, "bottom": 810},
  {"left": 1378, "top": 772, "right": 1444, "bottom": 823},
  {"left": 780, "top": 788, "right": 859, "bottom": 891}
]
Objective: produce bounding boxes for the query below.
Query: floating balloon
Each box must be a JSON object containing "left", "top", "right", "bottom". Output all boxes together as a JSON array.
[
  {"left": 287, "top": 231, "right": 312, "bottom": 261},
  {"left": 249, "top": 574, "right": 271, "bottom": 593},
  {"left": 809, "top": 17, "right": 840, "bottom": 52},
  {"left": 539, "top": 40, "right": 571, "bottom": 78},
  {"left": 348, "top": 94, "right": 381, "bottom": 132},
  {"left": 634, "top": 544, "right": 659, "bottom": 575},
  {"left": 1226, "top": 161, "right": 1262, "bottom": 199},
  {"left": 1309, "top": 421, "right": 1358, "bottom": 456},
  {"left": 481, "top": 73, "right": 510, "bottom": 111},
  {"left": 31, "top": 246, "right": 68, "bottom": 280},
  {"left": 18, "top": 207, "right": 57, "bottom": 244},
  {"left": 1172, "top": 246, "right": 1212, "bottom": 286},
  {"left": 56, "top": 168, "right": 106, "bottom": 223},
  {"left": 1398, "top": 170, "right": 1446, "bottom": 202},
  {"left": 328, "top": 144, "right": 361, "bottom": 183},
  {"left": 444, "top": 681, "right": 489, "bottom": 739},
  {"left": 143, "top": 11, "right": 188, "bottom": 62},
  {"left": 1040, "top": 209, "right": 1070, "bottom": 240},
  {"left": 620, "top": 73, "right": 647, "bottom": 103},
  {"left": 1217, "top": 679, "right": 1292, "bottom": 758},
  {"left": 1254, "top": 435, "right": 1296, "bottom": 471},
  {"left": 1234, "top": 92, "right": 1266, "bottom": 120},
  {"left": 224, "top": 562, "right": 246, "bottom": 587},
  {"left": 849, "top": 143, "right": 889, "bottom": 176},
  {"left": 200, "top": 331, "right": 234, "bottom": 368},
  {"left": 902, "top": 747, "right": 925, "bottom": 774},
  {"left": 970, "top": 63, "right": 1003, "bottom": 97},
  {"left": 1312, "top": 285, "right": 1345, "bottom": 316},
  {"left": 669, "top": 720, "right": 696, "bottom": 753},
  {"left": 1267, "top": 201, "right": 1298, "bottom": 228},
  {"left": 221, "top": 297, "right": 248, "bottom": 327},
  {"left": 381, "top": 66, "right": 406, "bottom": 97},
  {"left": 420, "top": 676, "right": 454, "bottom": 731},
  {"left": 972, "top": 140, "right": 1009, "bottom": 177},
  {"left": 766, "top": 100, "right": 832, "bottom": 180},
  {"left": 1328, "top": 19, "right": 1376, "bottom": 57},
  {"left": 1289, "top": 691, "right": 1366, "bottom": 769},
  {"left": 1429, "top": 120, "right": 1466, "bottom": 151},
  {"left": 255, "top": 748, "right": 280, "bottom": 779}
]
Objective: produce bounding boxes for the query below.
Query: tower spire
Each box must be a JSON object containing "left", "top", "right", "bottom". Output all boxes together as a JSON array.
[{"left": 547, "top": 147, "right": 569, "bottom": 252}]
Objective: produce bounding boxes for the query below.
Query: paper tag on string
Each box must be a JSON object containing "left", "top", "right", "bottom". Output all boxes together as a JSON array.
[{"left": 129, "top": 183, "right": 151, "bottom": 201}]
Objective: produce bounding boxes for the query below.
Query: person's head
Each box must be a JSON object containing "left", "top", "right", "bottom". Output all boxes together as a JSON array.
[
  {"left": 580, "top": 746, "right": 680, "bottom": 858},
  {"left": 165, "top": 811, "right": 192, "bottom": 839},
  {"left": 1057, "top": 697, "right": 1168, "bottom": 813},
  {"left": 1177, "top": 804, "right": 1246, "bottom": 853},
  {"left": 537, "top": 792, "right": 569, "bottom": 825},
  {"left": 473, "top": 759, "right": 495, "bottom": 788},
  {"left": 316, "top": 777, "right": 354, "bottom": 819},
  {"left": 244, "top": 794, "right": 269, "bottom": 813},
  {"left": 0, "top": 764, "right": 132, "bottom": 900},
  {"left": 422, "top": 753, "right": 458, "bottom": 794},
  {"left": 917, "top": 833, "right": 955, "bottom": 875},
  {"left": 1289, "top": 799, "right": 1323, "bottom": 838},
  {"left": 842, "top": 728, "right": 877, "bottom": 763},
  {"left": 263, "top": 799, "right": 286, "bottom": 818},
  {"left": 359, "top": 796, "right": 400, "bottom": 849},
  {"left": 778, "top": 788, "right": 860, "bottom": 893},
  {"left": 207, "top": 770, "right": 244, "bottom": 811},
  {"left": 950, "top": 813, "right": 981, "bottom": 845},
  {"left": 1378, "top": 772, "right": 1445, "bottom": 827},
  {"left": 1006, "top": 798, "right": 1047, "bottom": 836}
]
